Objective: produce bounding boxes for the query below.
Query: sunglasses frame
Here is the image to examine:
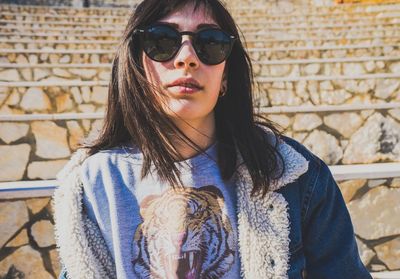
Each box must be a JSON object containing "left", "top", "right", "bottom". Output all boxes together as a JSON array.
[{"left": 134, "top": 23, "right": 237, "bottom": 65}]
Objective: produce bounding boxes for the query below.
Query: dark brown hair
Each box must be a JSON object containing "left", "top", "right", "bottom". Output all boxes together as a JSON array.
[{"left": 86, "top": 0, "right": 284, "bottom": 197}]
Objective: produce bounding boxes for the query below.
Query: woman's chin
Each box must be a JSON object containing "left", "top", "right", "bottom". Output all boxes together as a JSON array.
[{"left": 164, "top": 105, "right": 214, "bottom": 124}]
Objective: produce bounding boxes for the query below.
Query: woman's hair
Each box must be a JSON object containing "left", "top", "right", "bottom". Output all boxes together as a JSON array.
[{"left": 86, "top": 0, "right": 285, "bottom": 197}]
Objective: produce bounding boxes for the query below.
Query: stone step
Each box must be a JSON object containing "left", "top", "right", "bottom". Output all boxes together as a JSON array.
[
  {"left": 245, "top": 37, "right": 400, "bottom": 47},
  {"left": 1, "top": 75, "right": 400, "bottom": 114},
  {"left": 2, "top": 3, "right": 400, "bottom": 16},
  {"left": 1, "top": 10, "right": 400, "bottom": 24},
  {"left": 1, "top": 105, "right": 400, "bottom": 178},
  {"left": 2, "top": 22, "right": 400, "bottom": 34},
  {"left": 1, "top": 32, "right": 399, "bottom": 47},
  {"left": 2, "top": 11, "right": 400, "bottom": 25},
  {"left": 2, "top": 161, "right": 400, "bottom": 198},
  {"left": 1, "top": 56, "right": 400, "bottom": 81},
  {"left": 371, "top": 271, "right": 400, "bottom": 279},
  {"left": 1, "top": 177, "right": 399, "bottom": 273},
  {"left": 1, "top": 55, "right": 399, "bottom": 67},
  {"left": 1, "top": 27, "right": 398, "bottom": 42},
  {"left": 2, "top": 17, "right": 400, "bottom": 29},
  {"left": 1, "top": 45, "right": 399, "bottom": 63}
]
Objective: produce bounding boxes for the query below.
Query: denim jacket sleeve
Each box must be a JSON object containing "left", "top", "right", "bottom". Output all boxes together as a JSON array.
[{"left": 302, "top": 158, "right": 371, "bottom": 279}]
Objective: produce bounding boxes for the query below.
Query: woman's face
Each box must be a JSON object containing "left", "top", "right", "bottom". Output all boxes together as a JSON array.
[{"left": 142, "top": 3, "right": 226, "bottom": 125}]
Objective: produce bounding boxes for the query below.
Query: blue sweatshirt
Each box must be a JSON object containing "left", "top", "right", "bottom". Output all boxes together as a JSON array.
[{"left": 80, "top": 142, "right": 241, "bottom": 279}]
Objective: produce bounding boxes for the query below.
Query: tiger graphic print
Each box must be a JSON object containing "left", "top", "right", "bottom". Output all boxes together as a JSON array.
[{"left": 131, "top": 185, "right": 236, "bottom": 279}]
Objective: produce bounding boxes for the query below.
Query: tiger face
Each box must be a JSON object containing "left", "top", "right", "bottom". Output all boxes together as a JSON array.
[{"left": 131, "top": 186, "right": 236, "bottom": 279}]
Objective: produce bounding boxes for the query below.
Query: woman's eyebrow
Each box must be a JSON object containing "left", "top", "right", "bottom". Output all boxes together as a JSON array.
[{"left": 196, "top": 23, "right": 219, "bottom": 29}]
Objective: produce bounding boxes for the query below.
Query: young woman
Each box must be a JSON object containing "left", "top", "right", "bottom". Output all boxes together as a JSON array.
[{"left": 53, "top": 0, "right": 372, "bottom": 278}]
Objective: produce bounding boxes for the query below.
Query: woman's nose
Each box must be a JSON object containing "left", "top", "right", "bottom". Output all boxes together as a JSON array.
[{"left": 173, "top": 35, "right": 200, "bottom": 70}]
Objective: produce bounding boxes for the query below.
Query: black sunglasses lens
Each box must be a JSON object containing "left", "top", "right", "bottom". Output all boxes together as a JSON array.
[
  {"left": 195, "top": 29, "right": 233, "bottom": 65},
  {"left": 143, "top": 25, "right": 181, "bottom": 61}
]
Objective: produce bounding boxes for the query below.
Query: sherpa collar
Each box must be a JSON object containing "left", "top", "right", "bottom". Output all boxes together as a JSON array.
[{"left": 53, "top": 138, "right": 308, "bottom": 279}]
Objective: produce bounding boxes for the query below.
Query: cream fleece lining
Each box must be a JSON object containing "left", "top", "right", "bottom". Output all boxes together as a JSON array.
[{"left": 53, "top": 140, "right": 309, "bottom": 279}]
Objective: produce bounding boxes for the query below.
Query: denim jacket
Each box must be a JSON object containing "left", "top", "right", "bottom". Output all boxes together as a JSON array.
[{"left": 53, "top": 135, "right": 371, "bottom": 279}]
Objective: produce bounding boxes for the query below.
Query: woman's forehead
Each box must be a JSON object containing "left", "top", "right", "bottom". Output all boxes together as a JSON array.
[{"left": 157, "top": 2, "right": 217, "bottom": 30}]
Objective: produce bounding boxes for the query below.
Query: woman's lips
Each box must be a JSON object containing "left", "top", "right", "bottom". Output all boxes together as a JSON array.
[
  {"left": 166, "top": 78, "right": 203, "bottom": 94},
  {"left": 168, "top": 85, "right": 201, "bottom": 94}
]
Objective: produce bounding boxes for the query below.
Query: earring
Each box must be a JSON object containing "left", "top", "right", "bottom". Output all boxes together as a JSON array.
[{"left": 219, "top": 79, "right": 227, "bottom": 98}]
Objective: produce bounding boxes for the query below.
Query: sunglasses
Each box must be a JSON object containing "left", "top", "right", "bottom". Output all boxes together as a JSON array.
[{"left": 134, "top": 23, "right": 236, "bottom": 65}]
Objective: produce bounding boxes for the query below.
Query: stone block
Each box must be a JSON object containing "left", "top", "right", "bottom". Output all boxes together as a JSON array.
[
  {"left": 293, "top": 113, "right": 322, "bottom": 131},
  {"left": 338, "top": 179, "right": 366, "bottom": 203},
  {"left": 69, "top": 68, "right": 97, "bottom": 79},
  {"left": 343, "top": 113, "right": 400, "bottom": 164},
  {"left": 0, "top": 144, "right": 31, "bottom": 181},
  {"left": 6, "top": 89, "right": 21, "bottom": 106},
  {"left": 50, "top": 249, "right": 61, "bottom": 276},
  {"left": 81, "top": 86, "right": 92, "bottom": 103},
  {"left": 31, "top": 220, "right": 56, "bottom": 248},
  {"left": 389, "top": 62, "right": 400, "bottom": 74},
  {"left": 6, "top": 229, "right": 29, "bottom": 247},
  {"left": 323, "top": 113, "right": 363, "bottom": 138},
  {"left": 343, "top": 63, "right": 366, "bottom": 76},
  {"left": 347, "top": 187, "right": 400, "bottom": 240},
  {"left": 355, "top": 237, "right": 375, "bottom": 267},
  {"left": 20, "top": 87, "right": 52, "bottom": 112},
  {"left": 304, "top": 63, "right": 320, "bottom": 75},
  {"left": 16, "top": 55, "right": 28, "bottom": 64},
  {"left": 33, "top": 68, "right": 50, "bottom": 81},
  {"left": 0, "top": 201, "right": 29, "bottom": 248},
  {"left": 53, "top": 68, "right": 73, "bottom": 78},
  {"left": 374, "top": 237, "right": 400, "bottom": 270},
  {"left": 59, "top": 55, "right": 71, "bottom": 64},
  {"left": 0, "top": 123, "right": 29, "bottom": 144},
  {"left": 26, "top": 197, "right": 50, "bottom": 215},
  {"left": 0, "top": 246, "right": 53, "bottom": 279},
  {"left": 304, "top": 130, "right": 343, "bottom": 164},
  {"left": 71, "top": 87, "right": 83, "bottom": 104},
  {"left": 56, "top": 93, "right": 74, "bottom": 112},
  {"left": 31, "top": 121, "right": 71, "bottom": 159},
  {"left": 375, "top": 79, "right": 400, "bottom": 99},
  {"left": 269, "top": 64, "right": 291, "bottom": 77},
  {"left": 20, "top": 68, "right": 33, "bottom": 81},
  {"left": 267, "top": 114, "right": 291, "bottom": 130},
  {"left": 78, "top": 104, "right": 96, "bottom": 113},
  {"left": 0, "top": 69, "right": 20, "bottom": 82},
  {"left": 98, "top": 70, "right": 110, "bottom": 81},
  {"left": 268, "top": 88, "right": 301, "bottom": 106},
  {"left": 66, "top": 121, "right": 85, "bottom": 150},
  {"left": 27, "top": 160, "right": 68, "bottom": 180},
  {"left": 28, "top": 54, "right": 38, "bottom": 64},
  {"left": 91, "top": 86, "right": 108, "bottom": 105}
]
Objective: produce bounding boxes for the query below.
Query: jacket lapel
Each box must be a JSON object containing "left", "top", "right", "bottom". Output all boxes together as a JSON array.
[
  {"left": 236, "top": 140, "right": 309, "bottom": 278},
  {"left": 53, "top": 149, "right": 116, "bottom": 279}
]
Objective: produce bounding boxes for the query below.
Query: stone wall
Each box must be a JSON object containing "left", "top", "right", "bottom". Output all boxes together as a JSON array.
[
  {"left": 0, "top": 178, "right": 399, "bottom": 277},
  {"left": 1, "top": 109, "right": 400, "bottom": 182},
  {"left": 1, "top": 1, "right": 400, "bottom": 275},
  {"left": 0, "top": 119, "right": 102, "bottom": 182},
  {"left": 0, "top": 197, "right": 59, "bottom": 278}
]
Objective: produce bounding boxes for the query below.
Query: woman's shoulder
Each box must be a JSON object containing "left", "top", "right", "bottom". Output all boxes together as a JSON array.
[
  {"left": 56, "top": 144, "right": 143, "bottom": 181},
  {"left": 279, "top": 135, "right": 323, "bottom": 168},
  {"left": 278, "top": 135, "right": 337, "bottom": 196},
  {"left": 84, "top": 144, "right": 141, "bottom": 164}
]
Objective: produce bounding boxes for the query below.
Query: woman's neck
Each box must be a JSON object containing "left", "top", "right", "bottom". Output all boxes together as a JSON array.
[{"left": 172, "top": 113, "right": 216, "bottom": 160}]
